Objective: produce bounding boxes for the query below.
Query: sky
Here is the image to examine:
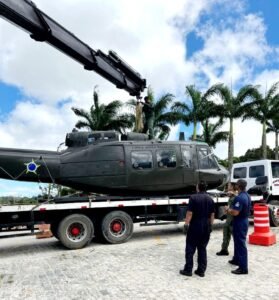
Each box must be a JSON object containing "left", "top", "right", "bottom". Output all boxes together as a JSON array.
[{"left": 0, "top": 0, "right": 279, "bottom": 196}]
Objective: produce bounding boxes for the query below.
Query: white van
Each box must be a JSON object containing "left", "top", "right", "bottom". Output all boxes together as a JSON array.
[
  {"left": 231, "top": 159, "right": 279, "bottom": 198},
  {"left": 231, "top": 160, "right": 279, "bottom": 227}
]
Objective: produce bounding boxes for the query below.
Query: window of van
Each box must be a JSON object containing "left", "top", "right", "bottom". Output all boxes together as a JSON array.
[
  {"left": 233, "top": 167, "right": 247, "bottom": 179},
  {"left": 271, "top": 162, "right": 279, "bottom": 178},
  {"left": 249, "top": 165, "right": 264, "bottom": 178}
]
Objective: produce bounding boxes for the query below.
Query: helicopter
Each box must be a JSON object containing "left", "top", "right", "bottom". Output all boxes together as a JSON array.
[
  {"left": 0, "top": 0, "right": 229, "bottom": 196},
  {"left": 0, "top": 130, "right": 229, "bottom": 196}
]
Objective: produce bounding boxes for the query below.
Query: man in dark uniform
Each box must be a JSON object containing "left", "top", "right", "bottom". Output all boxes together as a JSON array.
[
  {"left": 142, "top": 96, "right": 155, "bottom": 139},
  {"left": 227, "top": 179, "right": 251, "bottom": 275},
  {"left": 180, "top": 181, "right": 215, "bottom": 277}
]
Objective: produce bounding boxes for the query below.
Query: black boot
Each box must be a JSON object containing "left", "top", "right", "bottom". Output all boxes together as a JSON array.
[
  {"left": 216, "top": 249, "right": 229, "bottom": 256},
  {"left": 179, "top": 269, "right": 192, "bottom": 277},
  {"left": 231, "top": 267, "right": 248, "bottom": 275},
  {"left": 228, "top": 259, "right": 238, "bottom": 266}
]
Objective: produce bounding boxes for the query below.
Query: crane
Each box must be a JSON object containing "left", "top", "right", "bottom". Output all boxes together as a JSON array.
[{"left": 0, "top": 0, "right": 146, "bottom": 97}]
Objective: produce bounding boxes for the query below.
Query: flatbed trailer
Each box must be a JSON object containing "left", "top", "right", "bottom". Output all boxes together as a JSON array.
[{"left": 0, "top": 194, "right": 266, "bottom": 250}]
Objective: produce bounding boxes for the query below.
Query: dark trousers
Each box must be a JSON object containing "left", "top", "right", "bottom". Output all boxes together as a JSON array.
[
  {"left": 184, "top": 229, "right": 210, "bottom": 273},
  {"left": 221, "top": 223, "right": 233, "bottom": 251},
  {"left": 233, "top": 219, "right": 249, "bottom": 271}
]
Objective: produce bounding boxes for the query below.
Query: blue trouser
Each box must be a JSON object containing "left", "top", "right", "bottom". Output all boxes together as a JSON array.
[
  {"left": 233, "top": 219, "right": 249, "bottom": 271},
  {"left": 184, "top": 222, "right": 210, "bottom": 273}
]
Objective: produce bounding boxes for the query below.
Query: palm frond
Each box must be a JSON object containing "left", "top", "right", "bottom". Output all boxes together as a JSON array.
[
  {"left": 75, "top": 120, "right": 91, "bottom": 130},
  {"left": 202, "top": 83, "right": 223, "bottom": 101},
  {"left": 210, "top": 131, "right": 229, "bottom": 148},
  {"left": 154, "top": 93, "right": 174, "bottom": 114},
  {"left": 171, "top": 102, "right": 191, "bottom": 113},
  {"left": 236, "top": 84, "right": 261, "bottom": 103},
  {"left": 266, "top": 81, "right": 279, "bottom": 101}
]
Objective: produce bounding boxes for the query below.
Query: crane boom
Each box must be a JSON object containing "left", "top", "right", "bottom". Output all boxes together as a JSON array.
[{"left": 0, "top": 0, "right": 146, "bottom": 96}]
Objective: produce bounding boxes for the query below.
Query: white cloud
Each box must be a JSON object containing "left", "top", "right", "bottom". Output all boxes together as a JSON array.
[{"left": 192, "top": 14, "right": 271, "bottom": 86}]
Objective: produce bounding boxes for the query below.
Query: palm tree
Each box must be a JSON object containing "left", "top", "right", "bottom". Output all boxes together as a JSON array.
[
  {"left": 199, "top": 118, "right": 229, "bottom": 148},
  {"left": 128, "top": 87, "right": 179, "bottom": 140},
  {"left": 266, "top": 118, "right": 279, "bottom": 160},
  {"left": 242, "top": 82, "right": 279, "bottom": 159},
  {"left": 72, "top": 87, "right": 133, "bottom": 133},
  {"left": 213, "top": 84, "right": 260, "bottom": 171},
  {"left": 171, "top": 85, "right": 223, "bottom": 141}
]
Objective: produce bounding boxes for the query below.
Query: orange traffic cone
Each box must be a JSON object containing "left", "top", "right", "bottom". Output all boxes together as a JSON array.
[{"left": 249, "top": 204, "right": 276, "bottom": 246}]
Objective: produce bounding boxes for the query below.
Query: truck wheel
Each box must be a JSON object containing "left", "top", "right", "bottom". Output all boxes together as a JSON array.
[
  {"left": 57, "top": 214, "right": 94, "bottom": 249},
  {"left": 101, "top": 211, "right": 133, "bottom": 244},
  {"left": 269, "top": 201, "right": 279, "bottom": 227}
]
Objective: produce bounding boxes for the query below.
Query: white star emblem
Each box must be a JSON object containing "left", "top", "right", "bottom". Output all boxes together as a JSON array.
[{"left": 25, "top": 160, "right": 40, "bottom": 174}]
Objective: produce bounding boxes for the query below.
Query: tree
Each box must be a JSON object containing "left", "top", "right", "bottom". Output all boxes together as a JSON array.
[
  {"left": 213, "top": 84, "right": 260, "bottom": 171},
  {"left": 198, "top": 118, "right": 229, "bottom": 148},
  {"left": 238, "top": 146, "right": 275, "bottom": 162},
  {"left": 266, "top": 118, "right": 279, "bottom": 160},
  {"left": 72, "top": 87, "right": 133, "bottom": 134},
  {"left": 128, "top": 86, "right": 179, "bottom": 140},
  {"left": 172, "top": 85, "right": 222, "bottom": 141},
  {"left": 242, "top": 82, "right": 279, "bottom": 159}
]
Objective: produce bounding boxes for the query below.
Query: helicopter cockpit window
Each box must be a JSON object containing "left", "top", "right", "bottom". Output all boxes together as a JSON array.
[
  {"left": 198, "top": 147, "right": 218, "bottom": 169},
  {"left": 131, "top": 151, "right": 153, "bottom": 170},
  {"left": 181, "top": 146, "right": 192, "bottom": 168},
  {"left": 156, "top": 149, "right": 177, "bottom": 168}
]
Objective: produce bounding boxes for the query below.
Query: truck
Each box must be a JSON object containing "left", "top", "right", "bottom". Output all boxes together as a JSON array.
[
  {"left": 231, "top": 159, "right": 279, "bottom": 227},
  {"left": 0, "top": 192, "right": 263, "bottom": 249}
]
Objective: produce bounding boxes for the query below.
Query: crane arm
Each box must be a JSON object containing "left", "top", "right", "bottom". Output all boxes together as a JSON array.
[{"left": 0, "top": 0, "right": 146, "bottom": 96}]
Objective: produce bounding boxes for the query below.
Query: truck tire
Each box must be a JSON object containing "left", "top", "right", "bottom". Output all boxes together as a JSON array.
[
  {"left": 101, "top": 211, "right": 133, "bottom": 244},
  {"left": 57, "top": 214, "right": 94, "bottom": 249},
  {"left": 269, "top": 201, "right": 279, "bottom": 227}
]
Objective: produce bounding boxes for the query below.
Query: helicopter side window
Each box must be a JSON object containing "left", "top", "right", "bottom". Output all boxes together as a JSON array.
[
  {"left": 156, "top": 150, "right": 176, "bottom": 168},
  {"left": 131, "top": 151, "right": 153, "bottom": 170},
  {"left": 198, "top": 147, "right": 218, "bottom": 169},
  {"left": 181, "top": 146, "right": 192, "bottom": 168}
]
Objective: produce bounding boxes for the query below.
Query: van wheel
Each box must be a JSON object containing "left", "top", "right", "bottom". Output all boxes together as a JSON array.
[
  {"left": 57, "top": 214, "right": 94, "bottom": 249},
  {"left": 101, "top": 211, "right": 133, "bottom": 244},
  {"left": 269, "top": 201, "right": 279, "bottom": 227}
]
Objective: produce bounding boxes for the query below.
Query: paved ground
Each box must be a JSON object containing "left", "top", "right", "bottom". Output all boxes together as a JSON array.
[{"left": 0, "top": 222, "right": 278, "bottom": 300}]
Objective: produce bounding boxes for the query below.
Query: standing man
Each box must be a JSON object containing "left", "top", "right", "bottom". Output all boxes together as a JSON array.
[
  {"left": 216, "top": 182, "right": 238, "bottom": 256},
  {"left": 180, "top": 181, "right": 215, "bottom": 277},
  {"left": 135, "top": 98, "right": 144, "bottom": 133},
  {"left": 141, "top": 96, "right": 154, "bottom": 139},
  {"left": 227, "top": 179, "right": 251, "bottom": 275}
]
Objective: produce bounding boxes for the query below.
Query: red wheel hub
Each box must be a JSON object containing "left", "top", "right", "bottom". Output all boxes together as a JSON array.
[
  {"left": 112, "top": 222, "right": 122, "bottom": 233},
  {"left": 71, "top": 227, "right": 80, "bottom": 236}
]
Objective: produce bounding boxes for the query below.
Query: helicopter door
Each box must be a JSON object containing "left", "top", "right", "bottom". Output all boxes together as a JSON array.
[
  {"left": 154, "top": 147, "right": 183, "bottom": 186},
  {"left": 181, "top": 145, "right": 197, "bottom": 187},
  {"left": 128, "top": 150, "right": 155, "bottom": 189}
]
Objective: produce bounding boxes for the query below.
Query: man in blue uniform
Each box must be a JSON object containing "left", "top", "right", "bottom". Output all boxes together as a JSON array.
[
  {"left": 180, "top": 181, "right": 215, "bottom": 277},
  {"left": 227, "top": 179, "right": 251, "bottom": 275}
]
